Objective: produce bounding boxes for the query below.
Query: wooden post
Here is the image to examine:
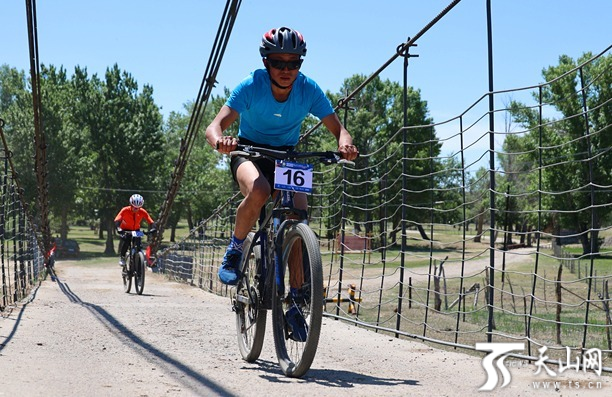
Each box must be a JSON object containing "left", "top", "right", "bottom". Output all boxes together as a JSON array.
[
  {"left": 474, "top": 284, "right": 481, "bottom": 308},
  {"left": 440, "top": 263, "right": 448, "bottom": 310},
  {"left": 434, "top": 265, "right": 441, "bottom": 311},
  {"left": 507, "top": 275, "right": 516, "bottom": 313}
]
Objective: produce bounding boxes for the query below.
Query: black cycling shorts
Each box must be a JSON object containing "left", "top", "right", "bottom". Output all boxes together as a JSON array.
[{"left": 229, "top": 138, "right": 294, "bottom": 190}]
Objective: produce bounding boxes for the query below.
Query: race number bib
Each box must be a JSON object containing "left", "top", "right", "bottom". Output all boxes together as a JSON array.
[{"left": 274, "top": 161, "right": 313, "bottom": 194}]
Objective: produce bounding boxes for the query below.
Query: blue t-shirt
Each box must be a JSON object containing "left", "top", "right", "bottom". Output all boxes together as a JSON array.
[{"left": 225, "top": 69, "right": 335, "bottom": 147}]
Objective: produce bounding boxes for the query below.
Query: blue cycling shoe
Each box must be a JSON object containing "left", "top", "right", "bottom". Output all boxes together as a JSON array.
[
  {"left": 286, "top": 306, "right": 308, "bottom": 342},
  {"left": 218, "top": 248, "right": 242, "bottom": 285}
]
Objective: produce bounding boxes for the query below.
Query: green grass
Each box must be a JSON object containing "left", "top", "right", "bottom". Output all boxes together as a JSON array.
[{"left": 64, "top": 226, "right": 113, "bottom": 259}]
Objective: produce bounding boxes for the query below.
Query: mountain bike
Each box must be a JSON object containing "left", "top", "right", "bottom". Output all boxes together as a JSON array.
[
  {"left": 230, "top": 144, "right": 354, "bottom": 378},
  {"left": 119, "top": 229, "right": 156, "bottom": 295}
]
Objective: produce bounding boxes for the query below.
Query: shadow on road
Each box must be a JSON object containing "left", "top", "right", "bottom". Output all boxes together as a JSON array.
[
  {"left": 56, "top": 279, "right": 235, "bottom": 396},
  {"left": 0, "top": 283, "right": 42, "bottom": 353},
  {"left": 241, "top": 358, "right": 420, "bottom": 389}
]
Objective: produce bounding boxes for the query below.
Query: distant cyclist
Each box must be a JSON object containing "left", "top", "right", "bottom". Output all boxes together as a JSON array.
[
  {"left": 45, "top": 238, "right": 57, "bottom": 281},
  {"left": 114, "top": 194, "right": 156, "bottom": 267},
  {"left": 205, "top": 26, "right": 359, "bottom": 286}
]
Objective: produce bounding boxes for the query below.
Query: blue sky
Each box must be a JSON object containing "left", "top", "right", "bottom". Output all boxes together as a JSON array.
[{"left": 1, "top": 0, "right": 610, "bottom": 158}]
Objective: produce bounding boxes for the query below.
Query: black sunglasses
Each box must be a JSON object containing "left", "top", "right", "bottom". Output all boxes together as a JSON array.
[{"left": 266, "top": 58, "right": 303, "bottom": 71}]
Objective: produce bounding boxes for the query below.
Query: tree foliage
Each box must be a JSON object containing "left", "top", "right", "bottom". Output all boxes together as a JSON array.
[
  {"left": 1, "top": 63, "right": 166, "bottom": 253},
  {"left": 505, "top": 52, "right": 611, "bottom": 254},
  {"left": 319, "top": 74, "right": 438, "bottom": 240}
]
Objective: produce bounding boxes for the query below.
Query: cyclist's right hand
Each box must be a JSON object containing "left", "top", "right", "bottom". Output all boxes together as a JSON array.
[{"left": 215, "top": 136, "right": 238, "bottom": 155}]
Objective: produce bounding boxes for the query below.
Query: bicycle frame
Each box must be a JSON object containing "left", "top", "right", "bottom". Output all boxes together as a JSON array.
[
  {"left": 243, "top": 190, "right": 306, "bottom": 310},
  {"left": 125, "top": 231, "right": 145, "bottom": 265}
]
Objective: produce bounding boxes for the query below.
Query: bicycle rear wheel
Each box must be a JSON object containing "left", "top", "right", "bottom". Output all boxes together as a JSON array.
[
  {"left": 134, "top": 251, "right": 146, "bottom": 295},
  {"left": 122, "top": 254, "right": 132, "bottom": 293},
  {"left": 272, "top": 223, "right": 323, "bottom": 378},
  {"left": 235, "top": 232, "right": 267, "bottom": 362}
]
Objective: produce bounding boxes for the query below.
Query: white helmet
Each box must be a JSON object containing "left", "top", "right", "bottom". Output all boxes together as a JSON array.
[{"left": 129, "top": 194, "right": 144, "bottom": 208}]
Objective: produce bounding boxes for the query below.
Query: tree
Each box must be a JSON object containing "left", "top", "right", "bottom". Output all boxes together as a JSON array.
[
  {"left": 40, "top": 65, "right": 89, "bottom": 239},
  {"left": 0, "top": 65, "right": 37, "bottom": 209},
  {"left": 466, "top": 167, "right": 490, "bottom": 243},
  {"left": 506, "top": 52, "right": 611, "bottom": 254},
  {"left": 434, "top": 156, "right": 466, "bottom": 227},
  {"left": 1, "top": 64, "right": 84, "bottom": 238},
  {"left": 160, "top": 93, "right": 232, "bottom": 242},
  {"left": 317, "top": 75, "right": 437, "bottom": 244},
  {"left": 71, "top": 64, "right": 165, "bottom": 254}
]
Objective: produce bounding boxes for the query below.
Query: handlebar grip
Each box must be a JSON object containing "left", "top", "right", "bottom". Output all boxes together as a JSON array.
[{"left": 338, "top": 159, "right": 355, "bottom": 167}]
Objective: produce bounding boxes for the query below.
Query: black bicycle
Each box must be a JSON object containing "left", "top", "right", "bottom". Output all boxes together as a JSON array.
[
  {"left": 230, "top": 144, "right": 354, "bottom": 377},
  {"left": 119, "top": 229, "right": 156, "bottom": 295}
]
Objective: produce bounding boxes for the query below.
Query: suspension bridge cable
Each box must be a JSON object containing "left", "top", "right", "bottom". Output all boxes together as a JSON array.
[
  {"left": 25, "top": 0, "right": 51, "bottom": 255},
  {"left": 149, "top": 0, "right": 242, "bottom": 256}
]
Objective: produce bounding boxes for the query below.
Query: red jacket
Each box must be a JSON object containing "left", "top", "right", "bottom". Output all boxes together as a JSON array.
[{"left": 114, "top": 206, "right": 154, "bottom": 231}]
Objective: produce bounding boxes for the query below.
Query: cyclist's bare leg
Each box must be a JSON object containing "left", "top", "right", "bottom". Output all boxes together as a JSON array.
[
  {"left": 234, "top": 161, "right": 271, "bottom": 240},
  {"left": 288, "top": 192, "right": 307, "bottom": 289}
]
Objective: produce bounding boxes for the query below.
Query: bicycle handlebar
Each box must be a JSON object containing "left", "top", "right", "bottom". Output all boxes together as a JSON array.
[
  {"left": 118, "top": 229, "right": 157, "bottom": 238},
  {"left": 230, "top": 144, "right": 355, "bottom": 166}
]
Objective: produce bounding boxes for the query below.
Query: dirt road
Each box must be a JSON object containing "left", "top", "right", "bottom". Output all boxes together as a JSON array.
[{"left": 0, "top": 258, "right": 608, "bottom": 396}]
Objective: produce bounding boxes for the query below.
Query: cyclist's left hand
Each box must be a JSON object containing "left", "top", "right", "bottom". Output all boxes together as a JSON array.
[
  {"left": 216, "top": 136, "right": 238, "bottom": 155},
  {"left": 338, "top": 144, "right": 359, "bottom": 161}
]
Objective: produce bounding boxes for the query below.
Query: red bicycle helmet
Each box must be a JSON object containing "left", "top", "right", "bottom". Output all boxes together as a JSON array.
[{"left": 259, "top": 27, "right": 307, "bottom": 57}]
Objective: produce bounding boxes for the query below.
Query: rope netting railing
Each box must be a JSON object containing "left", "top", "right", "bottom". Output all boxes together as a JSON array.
[
  {"left": 0, "top": 119, "right": 46, "bottom": 311},
  {"left": 156, "top": 46, "right": 611, "bottom": 369}
]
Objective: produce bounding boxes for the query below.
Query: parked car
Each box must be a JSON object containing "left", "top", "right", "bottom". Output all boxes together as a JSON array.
[{"left": 55, "top": 238, "right": 80, "bottom": 258}]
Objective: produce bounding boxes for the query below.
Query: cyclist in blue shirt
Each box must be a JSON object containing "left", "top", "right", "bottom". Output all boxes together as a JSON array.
[{"left": 206, "top": 26, "right": 359, "bottom": 286}]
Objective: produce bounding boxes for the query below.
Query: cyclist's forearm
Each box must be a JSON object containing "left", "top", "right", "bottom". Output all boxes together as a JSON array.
[
  {"left": 322, "top": 113, "right": 353, "bottom": 146},
  {"left": 205, "top": 124, "right": 223, "bottom": 149},
  {"left": 337, "top": 128, "right": 354, "bottom": 147},
  {"left": 206, "top": 105, "right": 239, "bottom": 149}
]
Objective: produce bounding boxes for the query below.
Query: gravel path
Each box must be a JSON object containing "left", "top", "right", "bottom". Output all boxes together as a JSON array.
[{"left": 0, "top": 258, "right": 608, "bottom": 396}]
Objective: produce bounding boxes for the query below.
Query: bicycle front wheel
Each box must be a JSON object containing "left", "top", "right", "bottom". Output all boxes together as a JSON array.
[
  {"left": 272, "top": 223, "right": 323, "bottom": 378},
  {"left": 122, "top": 254, "right": 132, "bottom": 293},
  {"left": 235, "top": 232, "right": 267, "bottom": 362},
  {"left": 134, "top": 251, "right": 146, "bottom": 295}
]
